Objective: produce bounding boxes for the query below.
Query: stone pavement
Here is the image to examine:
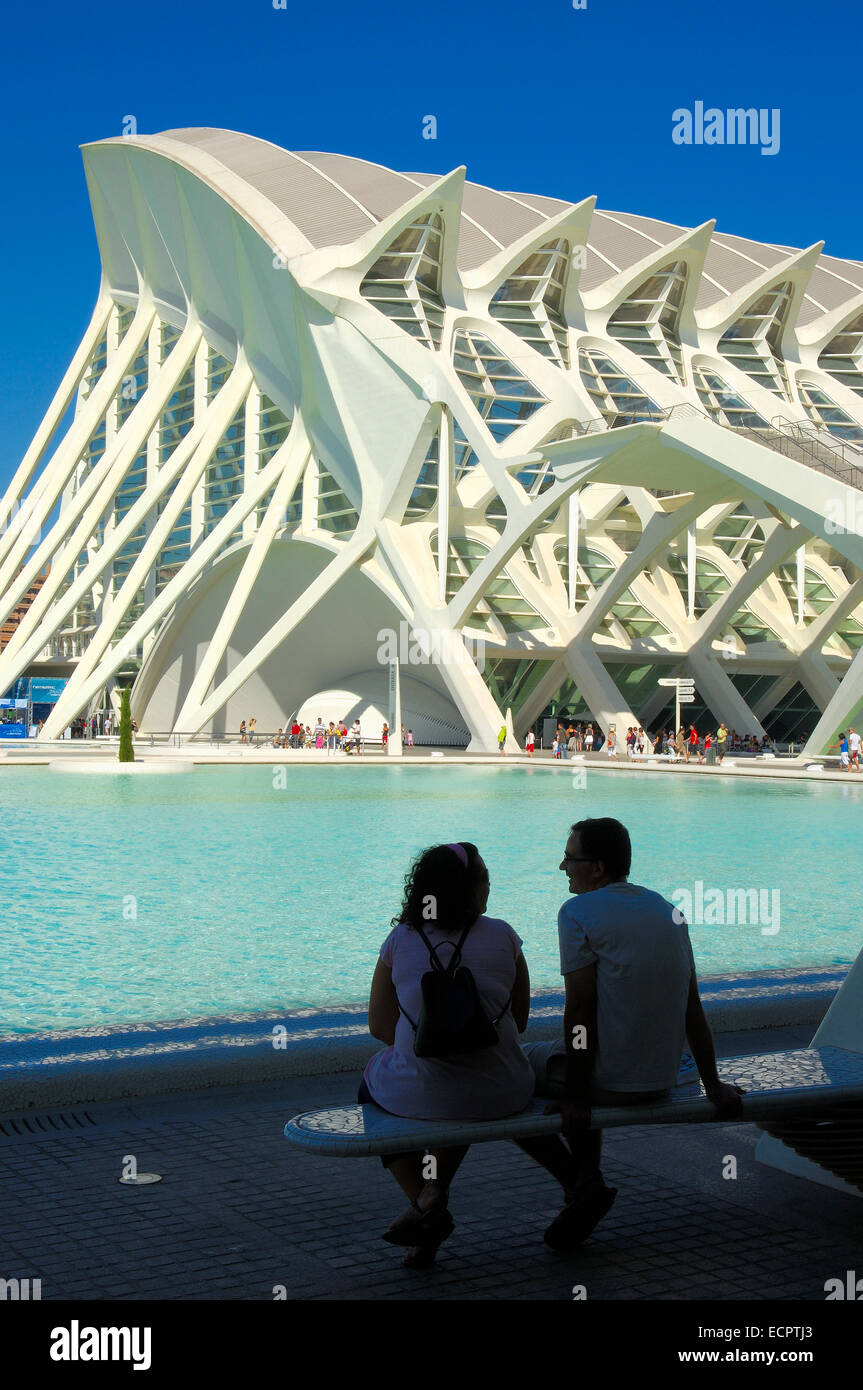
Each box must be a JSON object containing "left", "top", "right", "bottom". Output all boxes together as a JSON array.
[{"left": 1, "top": 1024, "right": 860, "bottom": 1302}]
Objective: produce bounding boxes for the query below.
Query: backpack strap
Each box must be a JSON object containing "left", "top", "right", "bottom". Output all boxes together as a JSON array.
[
  {"left": 395, "top": 994, "right": 418, "bottom": 1031},
  {"left": 414, "top": 919, "right": 473, "bottom": 976},
  {"left": 396, "top": 920, "right": 475, "bottom": 1033}
]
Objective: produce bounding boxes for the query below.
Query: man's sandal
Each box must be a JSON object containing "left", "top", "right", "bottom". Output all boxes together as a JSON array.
[{"left": 543, "top": 1178, "right": 617, "bottom": 1251}]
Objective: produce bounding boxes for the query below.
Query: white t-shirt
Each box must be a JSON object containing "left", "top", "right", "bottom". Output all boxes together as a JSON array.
[
  {"left": 364, "top": 916, "right": 534, "bottom": 1120},
  {"left": 850, "top": 733, "right": 860, "bottom": 754},
  {"left": 558, "top": 882, "right": 695, "bottom": 1092}
]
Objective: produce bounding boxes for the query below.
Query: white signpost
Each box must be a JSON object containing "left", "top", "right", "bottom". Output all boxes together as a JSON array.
[
  {"left": 387, "top": 659, "right": 403, "bottom": 756},
  {"left": 657, "top": 676, "right": 695, "bottom": 733}
]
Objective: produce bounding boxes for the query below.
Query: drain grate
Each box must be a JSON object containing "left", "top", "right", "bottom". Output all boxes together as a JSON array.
[{"left": 0, "top": 1110, "right": 98, "bottom": 1138}]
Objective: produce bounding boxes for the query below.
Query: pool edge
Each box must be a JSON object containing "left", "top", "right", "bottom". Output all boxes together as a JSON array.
[{"left": 0, "top": 970, "right": 844, "bottom": 1115}]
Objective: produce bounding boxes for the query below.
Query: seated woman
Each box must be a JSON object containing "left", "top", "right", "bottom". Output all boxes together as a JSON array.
[{"left": 363, "top": 841, "right": 534, "bottom": 1267}]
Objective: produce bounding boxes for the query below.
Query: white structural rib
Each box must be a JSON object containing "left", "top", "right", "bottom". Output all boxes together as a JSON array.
[{"left": 173, "top": 418, "right": 311, "bottom": 728}]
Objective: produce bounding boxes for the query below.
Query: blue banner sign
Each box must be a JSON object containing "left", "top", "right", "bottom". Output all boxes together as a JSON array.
[
  {"left": 29, "top": 677, "right": 67, "bottom": 704},
  {"left": 0, "top": 722, "right": 27, "bottom": 739},
  {"left": 0, "top": 698, "right": 29, "bottom": 710}
]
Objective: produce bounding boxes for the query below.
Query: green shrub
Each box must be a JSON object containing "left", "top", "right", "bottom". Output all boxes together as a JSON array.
[{"left": 118, "top": 687, "right": 135, "bottom": 763}]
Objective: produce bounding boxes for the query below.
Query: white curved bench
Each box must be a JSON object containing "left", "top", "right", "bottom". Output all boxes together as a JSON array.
[{"left": 284, "top": 953, "right": 863, "bottom": 1194}]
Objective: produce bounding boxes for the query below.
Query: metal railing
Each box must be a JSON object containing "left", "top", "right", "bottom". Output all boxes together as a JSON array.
[
  {"left": 60, "top": 727, "right": 469, "bottom": 751},
  {"left": 657, "top": 402, "right": 863, "bottom": 491}
]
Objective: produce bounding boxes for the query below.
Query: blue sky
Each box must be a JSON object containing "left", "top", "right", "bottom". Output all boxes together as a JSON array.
[{"left": 1, "top": 0, "right": 860, "bottom": 488}]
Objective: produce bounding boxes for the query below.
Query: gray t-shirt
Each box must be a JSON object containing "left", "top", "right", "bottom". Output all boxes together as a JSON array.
[{"left": 558, "top": 882, "right": 695, "bottom": 1092}]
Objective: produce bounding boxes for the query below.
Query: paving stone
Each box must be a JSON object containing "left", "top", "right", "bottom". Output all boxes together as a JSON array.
[{"left": 1, "top": 1041, "right": 861, "bottom": 1301}]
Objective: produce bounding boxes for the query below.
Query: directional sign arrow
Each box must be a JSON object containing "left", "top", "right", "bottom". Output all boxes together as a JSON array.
[{"left": 678, "top": 694, "right": 696, "bottom": 703}]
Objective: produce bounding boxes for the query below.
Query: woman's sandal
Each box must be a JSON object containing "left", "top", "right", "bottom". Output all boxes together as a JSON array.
[
  {"left": 382, "top": 1179, "right": 453, "bottom": 1248},
  {"left": 402, "top": 1226, "right": 452, "bottom": 1269}
]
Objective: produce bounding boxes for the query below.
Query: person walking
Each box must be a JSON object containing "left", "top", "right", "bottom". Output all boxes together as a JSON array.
[
  {"left": 716, "top": 723, "right": 727, "bottom": 764},
  {"left": 239, "top": 719, "right": 247, "bottom": 745},
  {"left": 849, "top": 726, "right": 860, "bottom": 772},
  {"left": 498, "top": 723, "right": 507, "bottom": 756},
  {"left": 687, "top": 725, "right": 699, "bottom": 763},
  {"left": 525, "top": 729, "right": 535, "bottom": 757},
  {"left": 839, "top": 731, "right": 850, "bottom": 772},
  {"left": 381, "top": 721, "right": 389, "bottom": 750}
]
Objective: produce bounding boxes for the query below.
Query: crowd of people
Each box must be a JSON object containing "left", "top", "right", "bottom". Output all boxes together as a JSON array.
[
  {"left": 66, "top": 712, "right": 123, "bottom": 738},
  {"left": 545, "top": 723, "right": 603, "bottom": 757},
  {"left": 240, "top": 718, "right": 417, "bottom": 753},
  {"left": 517, "top": 720, "right": 781, "bottom": 763}
]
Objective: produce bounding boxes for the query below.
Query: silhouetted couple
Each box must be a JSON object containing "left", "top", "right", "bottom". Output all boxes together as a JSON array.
[{"left": 362, "top": 819, "right": 743, "bottom": 1267}]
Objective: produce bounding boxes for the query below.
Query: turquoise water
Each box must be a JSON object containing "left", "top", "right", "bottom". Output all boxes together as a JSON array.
[{"left": 1, "top": 764, "right": 861, "bottom": 1035}]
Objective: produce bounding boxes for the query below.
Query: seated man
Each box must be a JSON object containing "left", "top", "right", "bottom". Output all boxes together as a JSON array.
[{"left": 517, "top": 817, "right": 742, "bottom": 1250}]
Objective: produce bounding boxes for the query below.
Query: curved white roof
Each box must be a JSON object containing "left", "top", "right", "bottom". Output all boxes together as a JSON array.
[{"left": 149, "top": 127, "right": 863, "bottom": 317}]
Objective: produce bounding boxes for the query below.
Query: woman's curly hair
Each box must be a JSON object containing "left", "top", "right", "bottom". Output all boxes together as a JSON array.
[{"left": 393, "top": 842, "right": 485, "bottom": 933}]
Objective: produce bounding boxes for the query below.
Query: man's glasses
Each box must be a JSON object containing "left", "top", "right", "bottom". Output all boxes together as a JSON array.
[{"left": 561, "top": 856, "right": 596, "bottom": 867}]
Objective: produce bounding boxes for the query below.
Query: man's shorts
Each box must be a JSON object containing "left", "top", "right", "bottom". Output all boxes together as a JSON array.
[{"left": 522, "top": 1041, "right": 670, "bottom": 1106}]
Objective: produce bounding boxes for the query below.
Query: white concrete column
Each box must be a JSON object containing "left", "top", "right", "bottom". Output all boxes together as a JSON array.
[
  {"left": 0, "top": 300, "right": 155, "bottom": 600},
  {"left": 388, "top": 658, "right": 403, "bottom": 756},
  {"left": 0, "top": 293, "right": 112, "bottom": 555},
  {"left": 242, "top": 387, "right": 261, "bottom": 542},
  {"left": 562, "top": 642, "right": 637, "bottom": 736},
  {"left": 687, "top": 650, "right": 767, "bottom": 735},
  {"left": 188, "top": 339, "right": 209, "bottom": 550},
  {"left": 796, "top": 544, "right": 806, "bottom": 626},
  {"left": 687, "top": 522, "right": 697, "bottom": 620},
  {"left": 567, "top": 490, "right": 580, "bottom": 612},
  {"left": 437, "top": 408, "right": 451, "bottom": 605}
]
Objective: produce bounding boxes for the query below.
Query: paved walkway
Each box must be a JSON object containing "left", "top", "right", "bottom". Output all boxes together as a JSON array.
[
  {"left": 1, "top": 1025, "right": 860, "bottom": 1301},
  {"left": 1, "top": 742, "right": 854, "bottom": 785}
]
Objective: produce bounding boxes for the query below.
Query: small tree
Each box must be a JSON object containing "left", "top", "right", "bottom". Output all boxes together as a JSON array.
[{"left": 118, "top": 687, "right": 134, "bottom": 763}]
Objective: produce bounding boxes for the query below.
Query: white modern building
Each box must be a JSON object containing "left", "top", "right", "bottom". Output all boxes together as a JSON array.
[{"left": 3, "top": 126, "right": 863, "bottom": 752}]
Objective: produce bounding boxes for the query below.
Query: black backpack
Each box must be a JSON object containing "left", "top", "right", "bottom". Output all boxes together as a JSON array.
[{"left": 397, "top": 921, "right": 510, "bottom": 1058}]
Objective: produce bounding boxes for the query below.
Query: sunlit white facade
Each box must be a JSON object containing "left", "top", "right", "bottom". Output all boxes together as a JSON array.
[{"left": 3, "top": 127, "right": 863, "bottom": 752}]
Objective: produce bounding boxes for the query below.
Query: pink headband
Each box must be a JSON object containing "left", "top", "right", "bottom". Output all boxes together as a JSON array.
[{"left": 446, "top": 842, "right": 468, "bottom": 868}]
